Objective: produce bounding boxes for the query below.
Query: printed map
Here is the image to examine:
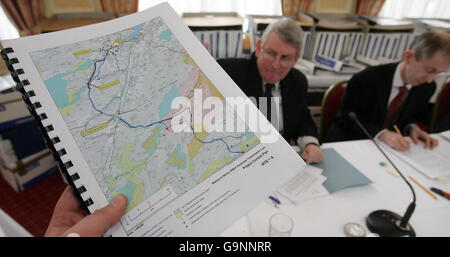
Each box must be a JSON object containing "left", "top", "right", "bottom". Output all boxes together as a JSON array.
[{"left": 30, "top": 17, "right": 259, "bottom": 230}]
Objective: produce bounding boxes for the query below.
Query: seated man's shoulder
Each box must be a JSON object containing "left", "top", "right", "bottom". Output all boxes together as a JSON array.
[
  {"left": 217, "top": 56, "right": 250, "bottom": 69},
  {"left": 354, "top": 62, "right": 397, "bottom": 79},
  {"left": 288, "top": 66, "right": 308, "bottom": 83}
]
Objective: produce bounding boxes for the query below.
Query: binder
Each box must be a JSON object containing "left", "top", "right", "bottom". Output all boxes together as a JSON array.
[
  {"left": 1, "top": 3, "right": 302, "bottom": 237},
  {"left": 1, "top": 46, "right": 92, "bottom": 212}
]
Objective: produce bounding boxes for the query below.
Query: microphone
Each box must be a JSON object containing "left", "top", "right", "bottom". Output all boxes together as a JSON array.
[{"left": 348, "top": 112, "right": 416, "bottom": 237}]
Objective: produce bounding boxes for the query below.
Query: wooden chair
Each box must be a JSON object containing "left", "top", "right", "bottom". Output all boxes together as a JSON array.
[
  {"left": 430, "top": 82, "right": 450, "bottom": 132},
  {"left": 319, "top": 80, "right": 348, "bottom": 141}
]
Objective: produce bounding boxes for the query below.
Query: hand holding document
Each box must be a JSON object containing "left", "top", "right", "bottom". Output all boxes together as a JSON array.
[{"left": 408, "top": 124, "right": 439, "bottom": 150}]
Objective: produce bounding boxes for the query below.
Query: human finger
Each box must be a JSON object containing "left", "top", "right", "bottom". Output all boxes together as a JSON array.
[
  {"left": 301, "top": 151, "right": 311, "bottom": 164},
  {"left": 63, "top": 194, "right": 127, "bottom": 237}
]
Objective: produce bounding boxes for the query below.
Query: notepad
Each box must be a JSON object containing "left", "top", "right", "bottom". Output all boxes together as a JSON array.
[{"left": 312, "top": 148, "right": 372, "bottom": 194}]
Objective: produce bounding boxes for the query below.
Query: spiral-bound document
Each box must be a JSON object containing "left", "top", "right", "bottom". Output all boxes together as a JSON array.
[{"left": 1, "top": 3, "right": 304, "bottom": 236}]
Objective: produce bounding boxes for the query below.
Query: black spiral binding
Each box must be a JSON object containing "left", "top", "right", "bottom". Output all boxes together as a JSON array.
[{"left": 1, "top": 48, "right": 93, "bottom": 213}]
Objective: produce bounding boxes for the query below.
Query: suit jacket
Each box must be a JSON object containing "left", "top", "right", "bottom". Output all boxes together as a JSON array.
[
  {"left": 217, "top": 53, "right": 318, "bottom": 142},
  {"left": 325, "top": 62, "right": 436, "bottom": 142}
]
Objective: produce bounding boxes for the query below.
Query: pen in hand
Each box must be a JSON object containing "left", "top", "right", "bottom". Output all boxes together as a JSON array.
[{"left": 394, "top": 125, "right": 410, "bottom": 148}]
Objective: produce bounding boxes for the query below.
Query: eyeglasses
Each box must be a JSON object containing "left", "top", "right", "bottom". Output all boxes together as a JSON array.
[{"left": 261, "top": 50, "right": 297, "bottom": 67}]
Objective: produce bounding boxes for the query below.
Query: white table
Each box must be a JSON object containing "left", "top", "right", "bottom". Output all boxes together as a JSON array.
[{"left": 221, "top": 136, "right": 450, "bottom": 237}]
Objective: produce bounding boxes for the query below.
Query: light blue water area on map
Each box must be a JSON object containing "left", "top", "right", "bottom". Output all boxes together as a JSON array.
[
  {"left": 121, "top": 89, "right": 129, "bottom": 110},
  {"left": 75, "top": 59, "right": 92, "bottom": 72},
  {"left": 70, "top": 87, "right": 86, "bottom": 105},
  {"left": 45, "top": 59, "right": 93, "bottom": 109},
  {"left": 167, "top": 144, "right": 187, "bottom": 169},
  {"left": 123, "top": 23, "right": 144, "bottom": 42},
  {"left": 245, "top": 132, "right": 255, "bottom": 141},
  {"left": 160, "top": 29, "right": 172, "bottom": 42},
  {"left": 45, "top": 71, "right": 76, "bottom": 108},
  {"left": 159, "top": 85, "right": 180, "bottom": 119},
  {"left": 116, "top": 180, "right": 137, "bottom": 202}
]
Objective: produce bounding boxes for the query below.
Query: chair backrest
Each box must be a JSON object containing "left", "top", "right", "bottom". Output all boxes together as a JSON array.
[
  {"left": 430, "top": 82, "right": 450, "bottom": 132},
  {"left": 319, "top": 80, "right": 347, "bottom": 141}
]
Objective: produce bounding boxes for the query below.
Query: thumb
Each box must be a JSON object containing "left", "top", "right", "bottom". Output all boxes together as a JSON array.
[
  {"left": 301, "top": 151, "right": 311, "bottom": 164},
  {"left": 64, "top": 194, "right": 127, "bottom": 237}
]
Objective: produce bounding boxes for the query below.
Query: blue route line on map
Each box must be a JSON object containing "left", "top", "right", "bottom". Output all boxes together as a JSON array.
[{"left": 86, "top": 48, "right": 244, "bottom": 154}]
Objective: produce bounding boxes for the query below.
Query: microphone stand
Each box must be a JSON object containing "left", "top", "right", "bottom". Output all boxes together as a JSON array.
[{"left": 349, "top": 112, "right": 416, "bottom": 237}]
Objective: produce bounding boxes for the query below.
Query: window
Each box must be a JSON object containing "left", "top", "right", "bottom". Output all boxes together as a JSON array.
[
  {"left": 138, "top": 0, "right": 282, "bottom": 16},
  {"left": 0, "top": 5, "right": 19, "bottom": 40},
  {"left": 379, "top": 0, "right": 450, "bottom": 19}
]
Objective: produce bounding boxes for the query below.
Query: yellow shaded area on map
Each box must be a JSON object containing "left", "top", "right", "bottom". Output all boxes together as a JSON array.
[
  {"left": 67, "top": 90, "right": 79, "bottom": 102},
  {"left": 160, "top": 175, "right": 167, "bottom": 187},
  {"left": 188, "top": 158, "right": 195, "bottom": 176},
  {"left": 198, "top": 157, "right": 232, "bottom": 184},
  {"left": 196, "top": 72, "right": 224, "bottom": 100},
  {"left": 143, "top": 127, "right": 160, "bottom": 151},
  {"left": 188, "top": 127, "right": 206, "bottom": 158},
  {"left": 242, "top": 134, "right": 260, "bottom": 152},
  {"left": 73, "top": 61, "right": 91, "bottom": 73},
  {"left": 100, "top": 80, "right": 119, "bottom": 90},
  {"left": 60, "top": 104, "right": 75, "bottom": 116},
  {"left": 166, "top": 148, "right": 186, "bottom": 169},
  {"left": 81, "top": 122, "right": 108, "bottom": 136},
  {"left": 182, "top": 54, "right": 194, "bottom": 65},
  {"left": 33, "top": 61, "right": 43, "bottom": 74},
  {"left": 126, "top": 176, "right": 145, "bottom": 212},
  {"left": 59, "top": 89, "right": 82, "bottom": 115},
  {"left": 183, "top": 53, "right": 224, "bottom": 100},
  {"left": 114, "top": 38, "right": 124, "bottom": 44},
  {"left": 105, "top": 176, "right": 116, "bottom": 191},
  {"left": 174, "top": 208, "right": 183, "bottom": 219},
  {"left": 73, "top": 49, "right": 92, "bottom": 56},
  {"left": 113, "top": 139, "right": 147, "bottom": 211},
  {"left": 115, "top": 139, "right": 147, "bottom": 176}
]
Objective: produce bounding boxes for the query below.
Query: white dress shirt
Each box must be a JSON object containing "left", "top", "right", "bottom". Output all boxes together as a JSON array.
[
  {"left": 262, "top": 81, "right": 319, "bottom": 150},
  {"left": 375, "top": 64, "right": 415, "bottom": 139}
]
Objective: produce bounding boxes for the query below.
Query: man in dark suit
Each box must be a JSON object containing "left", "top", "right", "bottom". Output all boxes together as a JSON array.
[
  {"left": 217, "top": 18, "right": 323, "bottom": 164},
  {"left": 325, "top": 30, "right": 450, "bottom": 151}
]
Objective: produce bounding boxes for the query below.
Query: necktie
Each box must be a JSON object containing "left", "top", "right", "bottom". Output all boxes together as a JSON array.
[
  {"left": 384, "top": 85, "right": 408, "bottom": 128},
  {"left": 263, "top": 83, "right": 278, "bottom": 128}
]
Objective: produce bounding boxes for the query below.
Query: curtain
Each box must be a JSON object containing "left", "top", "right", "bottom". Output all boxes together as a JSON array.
[
  {"left": 0, "top": 0, "right": 139, "bottom": 37},
  {"left": 281, "top": 0, "right": 313, "bottom": 16},
  {"left": 281, "top": 0, "right": 387, "bottom": 16},
  {"left": 0, "top": 0, "right": 44, "bottom": 36},
  {"left": 355, "top": 0, "right": 386, "bottom": 16},
  {"left": 101, "top": 0, "right": 138, "bottom": 16}
]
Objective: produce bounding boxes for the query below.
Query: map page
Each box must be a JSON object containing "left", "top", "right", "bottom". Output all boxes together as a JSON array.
[{"left": 2, "top": 3, "right": 304, "bottom": 236}]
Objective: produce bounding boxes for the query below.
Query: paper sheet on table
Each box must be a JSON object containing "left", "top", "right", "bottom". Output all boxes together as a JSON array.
[
  {"left": 382, "top": 139, "right": 450, "bottom": 179},
  {"left": 440, "top": 130, "right": 450, "bottom": 141},
  {"left": 312, "top": 148, "right": 372, "bottom": 194},
  {"left": 277, "top": 165, "right": 328, "bottom": 204}
]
